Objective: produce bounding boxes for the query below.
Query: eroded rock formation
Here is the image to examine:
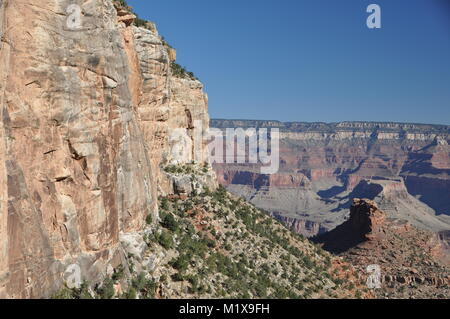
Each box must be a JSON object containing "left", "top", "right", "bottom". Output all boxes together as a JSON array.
[{"left": 314, "top": 199, "right": 450, "bottom": 298}]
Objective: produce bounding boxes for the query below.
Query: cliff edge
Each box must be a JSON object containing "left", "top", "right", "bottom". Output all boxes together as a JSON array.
[{"left": 0, "top": 0, "right": 212, "bottom": 298}]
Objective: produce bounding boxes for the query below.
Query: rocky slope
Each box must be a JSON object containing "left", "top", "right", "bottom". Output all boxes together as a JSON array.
[
  {"left": 211, "top": 120, "right": 450, "bottom": 237},
  {"left": 314, "top": 199, "right": 450, "bottom": 298},
  {"left": 54, "top": 176, "right": 370, "bottom": 299},
  {"left": 0, "top": 0, "right": 212, "bottom": 298}
]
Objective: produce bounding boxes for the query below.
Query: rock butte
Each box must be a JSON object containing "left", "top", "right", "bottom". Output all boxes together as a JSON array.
[{"left": 314, "top": 199, "right": 450, "bottom": 298}]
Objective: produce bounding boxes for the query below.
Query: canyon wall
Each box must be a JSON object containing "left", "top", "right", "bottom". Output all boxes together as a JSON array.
[
  {"left": 211, "top": 120, "right": 450, "bottom": 236},
  {"left": 0, "top": 0, "right": 211, "bottom": 298}
]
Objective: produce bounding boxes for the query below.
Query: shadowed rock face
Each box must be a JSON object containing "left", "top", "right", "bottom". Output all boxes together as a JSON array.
[
  {"left": 0, "top": 1, "right": 211, "bottom": 298},
  {"left": 211, "top": 120, "right": 450, "bottom": 236},
  {"left": 313, "top": 199, "right": 386, "bottom": 254}
]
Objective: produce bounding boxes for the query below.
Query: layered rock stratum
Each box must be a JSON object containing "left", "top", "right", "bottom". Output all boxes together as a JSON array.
[
  {"left": 211, "top": 120, "right": 450, "bottom": 236},
  {"left": 0, "top": 0, "right": 212, "bottom": 298}
]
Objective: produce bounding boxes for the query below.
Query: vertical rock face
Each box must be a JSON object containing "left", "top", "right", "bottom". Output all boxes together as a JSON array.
[
  {"left": 0, "top": 0, "right": 211, "bottom": 298},
  {"left": 129, "top": 24, "right": 211, "bottom": 193}
]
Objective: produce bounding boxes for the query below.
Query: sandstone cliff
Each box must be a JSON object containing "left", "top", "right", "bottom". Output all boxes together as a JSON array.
[{"left": 0, "top": 0, "right": 212, "bottom": 298}]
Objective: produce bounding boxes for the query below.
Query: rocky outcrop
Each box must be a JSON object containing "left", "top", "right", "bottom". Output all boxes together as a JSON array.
[
  {"left": 314, "top": 199, "right": 450, "bottom": 298},
  {"left": 313, "top": 199, "right": 386, "bottom": 253},
  {"left": 211, "top": 119, "right": 450, "bottom": 235},
  {"left": 0, "top": 0, "right": 212, "bottom": 298}
]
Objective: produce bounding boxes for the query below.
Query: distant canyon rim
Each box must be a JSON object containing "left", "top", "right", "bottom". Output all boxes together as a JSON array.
[{"left": 211, "top": 119, "right": 450, "bottom": 238}]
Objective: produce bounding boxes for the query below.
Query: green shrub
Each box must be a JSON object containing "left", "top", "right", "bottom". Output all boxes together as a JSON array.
[
  {"left": 112, "top": 265, "right": 125, "bottom": 282},
  {"left": 52, "top": 282, "right": 92, "bottom": 300},
  {"left": 160, "top": 212, "right": 179, "bottom": 232},
  {"left": 52, "top": 287, "right": 75, "bottom": 299},
  {"left": 202, "top": 237, "right": 216, "bottom": 248},
  {"left": 95, "top": 278, "right": 115, "bottom": 299},
  {"left": 123, "top": 287, "right": 137, "bottom": 299},
  {"left": 171, "top": 273, "right": 184, "bottom": 282},
  {"left": 160, "top": 197, "right": 170, "bottom": 211},
  {"left": 170, "top": 254, "right": 190, "bottom": 272},
  {"left": 131, "top": 273, "right": 157, "bottom": 299},
  {"left": 177, "top": 234, "right": 208, "bottom": 258},
  {"left": 157, "top": 230, "right": 173, "bottom": 249},
  {"left": 170, "top": 62, "right": 197, "bottom": 80}
]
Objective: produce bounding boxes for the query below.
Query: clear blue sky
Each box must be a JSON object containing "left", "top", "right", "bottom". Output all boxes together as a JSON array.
[{"left": 127, "top": 0, "right": 450, "bottom": 125}]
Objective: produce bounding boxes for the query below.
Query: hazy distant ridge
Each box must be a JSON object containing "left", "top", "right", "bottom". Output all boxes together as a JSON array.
[{"left": 211, "top": 119, "right": 450, "bottom": 134}]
